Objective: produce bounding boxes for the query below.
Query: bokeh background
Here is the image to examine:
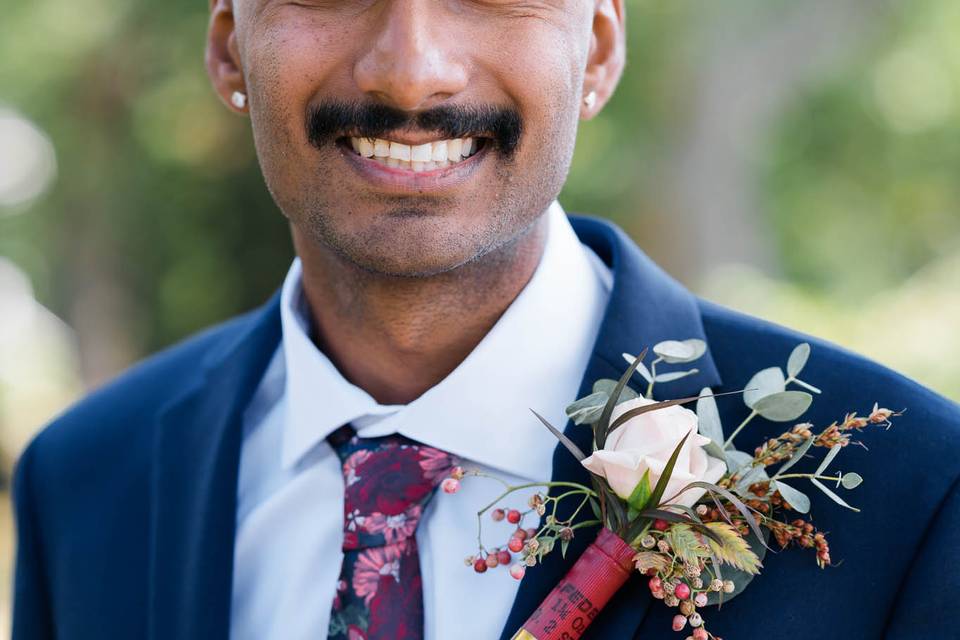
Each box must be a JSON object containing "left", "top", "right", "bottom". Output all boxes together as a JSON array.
[{"left": 2, "top": 0, "right": 959, "bottom": 632}]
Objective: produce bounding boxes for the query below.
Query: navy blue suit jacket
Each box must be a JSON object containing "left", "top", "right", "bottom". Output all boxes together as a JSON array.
[{"left": 13, "top": 216, "right": 960, "bottom": 639}]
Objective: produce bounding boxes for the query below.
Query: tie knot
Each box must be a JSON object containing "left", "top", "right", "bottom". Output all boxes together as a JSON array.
[{"left": 331, "top": 429, "right": 457, "bottom": 551}]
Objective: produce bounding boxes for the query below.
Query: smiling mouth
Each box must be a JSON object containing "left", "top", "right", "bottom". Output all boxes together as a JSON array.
[{"left": 338, "top": 136, "right": 486, "bottom": 172}]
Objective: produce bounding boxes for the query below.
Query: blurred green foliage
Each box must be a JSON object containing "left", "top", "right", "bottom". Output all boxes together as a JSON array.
[{"left": 1, "top": 0, "right": 958, "bottom": 398}]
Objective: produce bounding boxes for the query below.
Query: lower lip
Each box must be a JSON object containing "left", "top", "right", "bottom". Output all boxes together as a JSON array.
[{"left": 337, "top": 140, "right": 490, "bottom": 194}]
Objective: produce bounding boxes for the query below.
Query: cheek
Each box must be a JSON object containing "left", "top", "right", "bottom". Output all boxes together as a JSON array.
[
  {"left": 242, "top": 16, "right": 349, "bottom": 156},
  {"left": 481, "top": 21, "right": 586, "bottom": 163}
]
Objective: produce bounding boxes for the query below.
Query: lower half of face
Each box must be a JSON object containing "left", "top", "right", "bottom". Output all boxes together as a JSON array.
[{"left": 244, "top": 6, "right": 588, "bottom": 278}]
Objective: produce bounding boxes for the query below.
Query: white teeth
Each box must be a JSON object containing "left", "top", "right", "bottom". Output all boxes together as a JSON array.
[
  {"left": 389, "top": 141, "right": 411, "bottom": 161},
  {"left": 411, "top": 143, "right": 432, "bottom": 162},
  {"left": 373, "top": 139, "right": 391, "bottom": 157},
  {"left": 446, "top": 138, "right": 463, "bottom": 162},
  {"left": 358, "top": 138, "right": 375, "bottom": 158},
  {"left": 348, "top": 136, "right": 479, "bottom": 171}
]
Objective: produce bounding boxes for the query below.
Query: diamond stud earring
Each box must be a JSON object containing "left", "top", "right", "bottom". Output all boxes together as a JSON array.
[
  {"left": 230, "top": 91, "right": 247, "bottom": 109},
  {"left": 583, "top": 91, "right": 597, "bottom": 109}
]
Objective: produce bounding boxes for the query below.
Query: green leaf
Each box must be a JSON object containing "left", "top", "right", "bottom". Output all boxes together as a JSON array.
[
  {"left": 680, "top": 481, "right": 769, "bottom": 549},
  {"left": 622, "top": 353, "right": 654, "bottom": 383},
  {"left": 664, "top": 524, "right": 711, "bottom": 566},
  {"left": 561, "top": 539, "right": 570, "bottom": 558},
  {"left": 596, "top": 347, "right": 648, "bottom": 450},
  {"left": 633, "top": 551, "right": 671, "bottom": 574},
  {"left": 632, "top": 508, "right": 724, "bottom": 545},
  {"left": 811, "top": 478, "right": 861, "bottom": 512},
  {"left": 724, "top": 449, "right": 754, "bottom": 475},
  {"left": 654, "top": 369, "right": 700, "bottom": 383},
  {"left": 647, "top": 432, "right": 691, "bottom": 509},
  {"left": 589, "top": 497, "right": 603, "bottom": 521},
  {"left": 626, "top": 469, "right": 653, "bottom": 515},
  {"left": 734, "top": 465, "right": 769, "bottom": 495},
  {"left": 653, "top": 339, "right": 707, "bottom": 364},
  {"left": 696, "top": 387, "right": 724, "bottom": 446},
  {"left": 816, "top": 444, "right": 843, "bottom": 475},
  {"left": 787, "top": 343, "right": 811, "bottom": 378},
  {"left": 744, "top": 367, "right": 786, "bottom": 408},
  {"left": 772, "top": 437, "right": 814, "bottom": 478},
  {"left": 530, "top": 410, "right": 586, "bottom": 461},
  {"left": 772, "top": 480, "right": 811, "bottom": 513},
  {"left": 592, "top": 378, "right": 639, "bottom": 402},
  {"left": 753, "top": 391, "right": 813, "bottom": 422},
  {"left": 564, "top": 391, "right": 609, "bottom": 425},
  {"left": 705, "top": 528, "right": 769, "bottom": 606},
  {"left": 841, "top": 472, "right": 864, "bottom": 490},
  {"left": 703, "top": 522, "right": 762, "bottom": 574},
  {"left": 703, "top": 439, "right": 727, "bottom": 463}
]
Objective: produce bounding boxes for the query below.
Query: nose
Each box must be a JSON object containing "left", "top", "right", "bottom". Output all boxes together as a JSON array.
[{"left": 354, "top": 1, "right": 469, "bottom": 112}]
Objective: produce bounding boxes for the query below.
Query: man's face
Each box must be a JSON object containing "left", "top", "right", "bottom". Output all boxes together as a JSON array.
[{"left": 221, "top": 1, "right": 608, "bottom": 277}]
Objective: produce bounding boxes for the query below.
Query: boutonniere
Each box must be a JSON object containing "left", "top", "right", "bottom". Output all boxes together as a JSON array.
[{"left": 443, "top": 340, "right": 900, "bottom": 640}]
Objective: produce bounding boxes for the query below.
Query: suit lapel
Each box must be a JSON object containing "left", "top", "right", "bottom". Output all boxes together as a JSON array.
[
  {"left": 148, "top": 295, "right": 282, "bottom": 640},
  {"left": 499, "top": 215, "right": 723, "bottom": 639}
]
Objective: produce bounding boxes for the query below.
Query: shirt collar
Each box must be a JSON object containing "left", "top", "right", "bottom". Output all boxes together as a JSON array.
[{"left": 279, "top": 201, "right": 611, "bottom": 477}]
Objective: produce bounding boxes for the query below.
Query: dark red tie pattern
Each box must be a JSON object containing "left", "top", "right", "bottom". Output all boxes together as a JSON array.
[{"left": 327, "top": 426, "right": 457, "bottom": 640}]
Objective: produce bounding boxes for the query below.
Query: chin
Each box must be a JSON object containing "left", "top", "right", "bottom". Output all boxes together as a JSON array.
[{"left": 316, "top": 219, "right": 491, "bottom": 278}]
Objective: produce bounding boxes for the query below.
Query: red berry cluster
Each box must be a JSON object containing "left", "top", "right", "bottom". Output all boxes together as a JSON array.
[{"left": 468, "top": 507, "right": 539, "bottom": 581}]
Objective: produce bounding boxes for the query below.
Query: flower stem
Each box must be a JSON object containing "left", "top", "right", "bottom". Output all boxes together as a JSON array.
[
  {"left": 723, "top": 409, "right": 758, "bottom": 449},
  {"left": 775, "top": 473, "right": 842, "bottom": 482}
]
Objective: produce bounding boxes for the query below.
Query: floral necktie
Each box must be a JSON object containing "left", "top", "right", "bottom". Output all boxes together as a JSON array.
[{"left": 327, "top": 425, "right": 458, "bottom": 640}]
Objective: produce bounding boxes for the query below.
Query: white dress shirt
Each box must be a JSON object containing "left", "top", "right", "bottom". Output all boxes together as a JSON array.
[{"left": 230, "top": 202, "right": 612, "bottom": 640}]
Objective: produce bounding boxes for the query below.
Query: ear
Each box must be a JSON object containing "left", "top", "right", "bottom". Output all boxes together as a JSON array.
[
  {"left": 581, "top": 0, "right": 626, "bottom": 119},
  {"left": 205, "top": 0, "right": 247, "bottom": 113}
]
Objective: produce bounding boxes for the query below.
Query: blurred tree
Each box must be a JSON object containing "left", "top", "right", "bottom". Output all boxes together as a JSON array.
[{"left": 1, "top": 0, "right": 958, "bottom": 398}]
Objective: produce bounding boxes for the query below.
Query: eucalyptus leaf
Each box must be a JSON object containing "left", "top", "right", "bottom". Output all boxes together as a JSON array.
[
  {"left": 564, "top": 391, "right": 609, "bottom": 425},
  {"left": 772, "top": 480, "right": 811, "bottom": 514},
  {"left": 787, "top": 343, "right": 811, "bottom": 378},
  {"left": 703, "top": 440, "right": 727, "bottom": 463},
  {"left": 592, "top": 379, "right": 640, "bottom": 402},
  {"left": 734, "top": 465, "right": 769, "bottom": 494},
  {"left": 811, "top": 478, "right": 861, "bottom": 512},
  {"left": 816, "top": 444, "right": 843, "bottom": 475},
  {"left": 753, "top": 391, "right": 813, "bottom": 422},
  {"left": 841, "top": 472, "right": 864, "bottom": 490},
  {"left": 705, "top": 528, "right": 770, "bottom": 606},
  {"left": 651, "top": 338, "right": 707, "bottom": 364},
  {"left": 696, "top": 387, "right": 725, "bottom": 446},
  {"left": 653, "top": 340, "right": 696, "bottom": 363},
  {"left": 655, "top": 369, "right": 700, "bottom": 383},
  {"left": 772, "top": 437, "right": 814, "bottom": 478},
  {"left": 744, "top": 367, "right": 786, "bottom": 408},
  {"left": 622, "top": 353, "right": 654, "bottom": 384},
  {"left": 724, "top": 449, "right": 754, "bottom": 475}
]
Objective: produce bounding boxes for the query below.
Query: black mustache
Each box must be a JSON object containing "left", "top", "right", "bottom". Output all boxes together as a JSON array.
[{"left": 306, "top": 101, "right": 523, "bottom": 158}]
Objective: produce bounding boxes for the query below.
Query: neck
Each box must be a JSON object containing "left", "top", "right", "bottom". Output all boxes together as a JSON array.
[{"left": 293, "top": 215, "right": 549, "bottom": 405}]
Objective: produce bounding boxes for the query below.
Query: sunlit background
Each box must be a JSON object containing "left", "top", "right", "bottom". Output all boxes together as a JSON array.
[{"left": 2, "top": 0, "right": 959, "bottom": 632}]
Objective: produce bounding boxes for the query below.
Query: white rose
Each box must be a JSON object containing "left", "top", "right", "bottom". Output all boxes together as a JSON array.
[{"left": 581, "top": 396, "right": 726, "bottom": 508}]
